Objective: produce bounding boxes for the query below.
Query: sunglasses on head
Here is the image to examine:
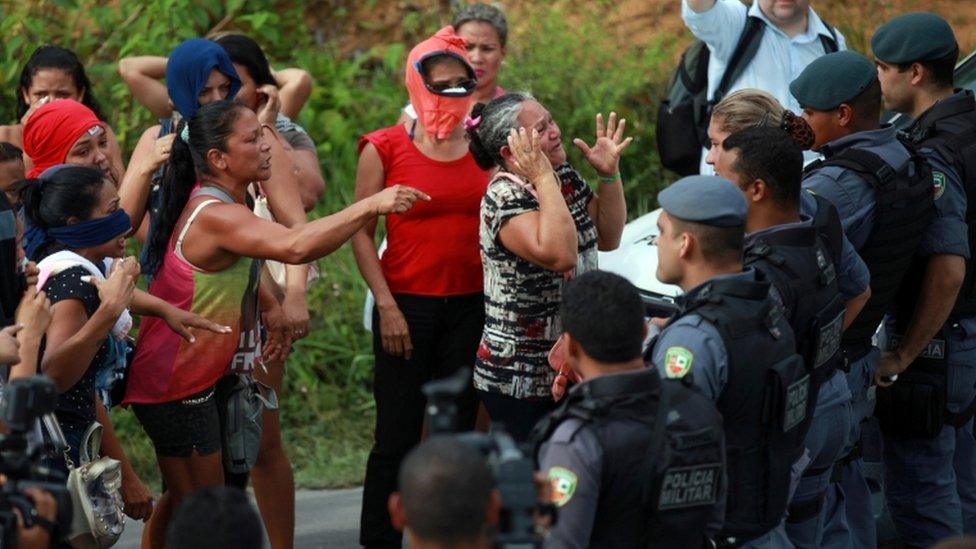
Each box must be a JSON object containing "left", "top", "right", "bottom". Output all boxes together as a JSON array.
[{"left": 414, "top": 52, "right": 478, "bottom": 97}]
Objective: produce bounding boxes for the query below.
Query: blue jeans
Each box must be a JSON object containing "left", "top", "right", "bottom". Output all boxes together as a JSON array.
[{"left": 884, "top": 318, "right": 976, "bottom": 546}]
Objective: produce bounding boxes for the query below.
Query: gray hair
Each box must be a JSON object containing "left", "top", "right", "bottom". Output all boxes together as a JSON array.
[
  {"left": 452, "top": 3, "right": 508, "bottom": 46},
  {"left": 467, "top": 91, "right": 534, "bottom": 170}
]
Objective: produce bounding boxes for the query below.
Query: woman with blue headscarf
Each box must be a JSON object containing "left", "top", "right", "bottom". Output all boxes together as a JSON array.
[{"left": 118, "top": 38, "right": 242, "bottom": 245}]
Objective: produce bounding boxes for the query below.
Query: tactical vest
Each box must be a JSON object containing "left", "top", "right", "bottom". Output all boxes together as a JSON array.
[
  {"left": 908, "top": 90, "right": 976, "bottom": 318},
  {"left": 743, "top": 194, "right": 846, "bottom": 442},
  {"left": 671, "top": 275, "right": 807, "bottom": 544},
  {"left": 877, "top": 92, "right": 976, "bottom": 438},
  {"left": 803, "top": 138, "right": 934, "bottom": 361},
  {"left": 530, "top": 369, "right": 724, "bottom": 548}
]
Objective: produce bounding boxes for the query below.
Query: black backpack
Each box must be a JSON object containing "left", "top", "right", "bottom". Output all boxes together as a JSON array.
[{"left": 656, "top": 14, "right": 838, "bottom": 176}]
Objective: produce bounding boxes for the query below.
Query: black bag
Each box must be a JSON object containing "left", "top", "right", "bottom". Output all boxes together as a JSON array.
[{"left": 656, "top": 14, "right": 838, "bottom": 176}]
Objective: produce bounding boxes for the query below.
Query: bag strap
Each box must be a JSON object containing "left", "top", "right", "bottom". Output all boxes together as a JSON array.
[
  {"left": 64, "top": 421, "right": 103, "bottom": 469},
  {"left": 714, "top": 15, "right": 765, "bottom": 102},
  {"left": 818, "top": 22, "right": 839, "bottom": 53}
]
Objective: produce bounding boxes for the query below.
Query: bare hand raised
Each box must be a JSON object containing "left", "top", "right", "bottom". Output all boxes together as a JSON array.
[
  {"left": 507, "top": 127, "right": 553, "bottom": 183},
  {"left": 573, "top": 112, "right": 633, "bottom": 177}
]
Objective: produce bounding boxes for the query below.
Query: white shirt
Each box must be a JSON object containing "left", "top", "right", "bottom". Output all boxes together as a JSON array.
[{"left": 684, "top": 0, "right": 846, "bottom": 173}]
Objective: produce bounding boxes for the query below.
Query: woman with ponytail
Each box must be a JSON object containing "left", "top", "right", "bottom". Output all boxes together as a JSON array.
[
  {"left": 351, "top": 27, "right": 490, "bottom": 548},
  {"left": 466, "top": 92, "right": 630, "bottom": 441},
  {"left": 123, "top": 100, "right": 424, "bottom": 547},
  {"left": 19, "top": 165, "right": 228, "bottom": 525}
]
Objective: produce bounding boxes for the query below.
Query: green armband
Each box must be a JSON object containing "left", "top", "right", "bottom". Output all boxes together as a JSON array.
[{"left": 597, "top": 173, "right": 621, "bottom": 184}]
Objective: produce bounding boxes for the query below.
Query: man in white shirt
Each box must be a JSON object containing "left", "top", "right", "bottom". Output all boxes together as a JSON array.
[{"left": 683, "top": 0, "right": 846, "bottom": 173}]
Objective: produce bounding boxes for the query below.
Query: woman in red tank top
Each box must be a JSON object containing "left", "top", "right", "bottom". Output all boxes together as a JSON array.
[{"left": 351, "top": 27, "right": 489, "bottom": 547}]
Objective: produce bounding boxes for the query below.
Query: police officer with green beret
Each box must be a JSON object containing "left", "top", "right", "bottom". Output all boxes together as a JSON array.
[
  {"left": 648, "top": 175, "right": 808, "bottom": 547},
  {"left": 791, "top": 49, "right": 944, "bottom": 548},
  {"left": 871, "top": 12, "right": 976, "bottom": 546}
]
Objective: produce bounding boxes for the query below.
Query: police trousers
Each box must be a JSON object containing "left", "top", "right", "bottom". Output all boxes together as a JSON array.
[
  {"left": 820, "top": 347, "right": 879, "bottom": 549},
  {"left": 785, "top": 371, "right": 853, "bottom": 549},
  {"left": 883, "top": 317, "right": 976, "bottom": 547},
  {"left": 359, "top": 293, "right": 483, "bottom": 548}
]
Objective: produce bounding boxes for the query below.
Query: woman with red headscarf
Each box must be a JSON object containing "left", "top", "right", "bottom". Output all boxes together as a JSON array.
[
  {"left": 351, "top": 26, "right": 489, "bottom": 548},
  {"left": 21, "top": 99, "right": 116, "bottom": 183}
]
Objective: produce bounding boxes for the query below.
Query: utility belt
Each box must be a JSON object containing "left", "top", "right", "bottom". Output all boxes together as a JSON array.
[
  {"left": 839, "top": 342, "right": 874, "bottom": 373},
  {"left": 875, "top": 324, "right": 976, "bottom": 439}
]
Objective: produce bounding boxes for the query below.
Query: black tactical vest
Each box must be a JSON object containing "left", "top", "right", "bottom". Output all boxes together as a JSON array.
[
  {"left": 877, "top": 91, "right": 976, "bottom": 438},
  {"left": 670, "top": 274, "right": 807, "bottom": 544},
  {"left": 906, "top": 89, "right": 976, "bottom": 319},
  {"left": 530, "top": 369, "right": 724, "bottom": 548},
  {"left": 743, "top": 194, "right": 846, "bottom": 441},
  {"left": 803, "top": 137, "right": 934, "bottom": 361}
]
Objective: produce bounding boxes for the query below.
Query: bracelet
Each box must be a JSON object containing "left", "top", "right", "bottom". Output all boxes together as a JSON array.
[{"left": 597, "top": 173, "right": 621, "bottom": 184}]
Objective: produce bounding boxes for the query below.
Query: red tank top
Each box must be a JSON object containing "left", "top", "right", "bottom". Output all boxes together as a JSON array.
[{"left": 359, "top": 124, "right": 488, "bottom": 296}]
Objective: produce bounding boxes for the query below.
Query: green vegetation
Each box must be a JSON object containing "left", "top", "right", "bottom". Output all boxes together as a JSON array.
[{"left": 6, "top": 0, "right": 962, "bottom": 488}]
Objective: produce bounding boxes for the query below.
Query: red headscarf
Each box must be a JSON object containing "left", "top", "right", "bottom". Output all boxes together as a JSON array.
[
  {"left": 23, "top": 99, "right": 102, "bottom": 178},
  {"left": 406, "top": 26, "right": 476, "bottom": 140}
]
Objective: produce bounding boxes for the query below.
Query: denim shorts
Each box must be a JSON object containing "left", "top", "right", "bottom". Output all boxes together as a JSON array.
[{"left": 132, "top": 385, "right": 221, "bottom": 458}]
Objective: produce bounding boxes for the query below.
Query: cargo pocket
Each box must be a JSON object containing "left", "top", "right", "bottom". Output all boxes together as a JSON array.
[
  {"left": 875, "top": 371, "right": 945, "bottom": 439},
  {"left": 946, "top": 318, "right": 976, "bottom": 415}
]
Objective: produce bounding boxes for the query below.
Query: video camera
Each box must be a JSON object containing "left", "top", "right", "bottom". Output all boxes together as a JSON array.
[
  {"left": 0, "top": 376, "right": 73, "bottom": 547},
  {"left": 423, "top": 367, "right": 551, "bottom": 549}
]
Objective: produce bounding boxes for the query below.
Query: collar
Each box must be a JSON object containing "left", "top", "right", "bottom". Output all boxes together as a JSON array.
[
  {"left": 909, "top": 89, "right": 976, "bottom": 136},
  {"left": 749, "top": 1, "right": 832, "bottom": 43},
  {"left": 569, "top": 368, "right": 660, "bottom": 401},
  {"left": 677, "top": 268, "right": 759, "bottom": 309},
  {"left": 820, "top": 125, "right": 897, "bottom": 158}
]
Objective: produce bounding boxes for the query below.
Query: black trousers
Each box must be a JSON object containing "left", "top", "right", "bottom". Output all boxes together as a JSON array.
[{"left": 359, "top": 293, "right": 484, "bottom": 548}]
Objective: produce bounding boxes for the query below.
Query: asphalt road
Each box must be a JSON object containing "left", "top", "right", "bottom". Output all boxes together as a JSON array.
[{"left": 116, "top": 487, "right": 363, "bottom": 549}]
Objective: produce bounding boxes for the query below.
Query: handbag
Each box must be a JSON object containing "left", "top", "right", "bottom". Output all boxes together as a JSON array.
[
  {"left": 250, "top": 183, "right": 319, "bottom": 289},
  {"left": 65, "top": 422, "right": 125, "bottom": 549},
  {"left": 217, "top": 373, "right": 279, "bottom": 475}
]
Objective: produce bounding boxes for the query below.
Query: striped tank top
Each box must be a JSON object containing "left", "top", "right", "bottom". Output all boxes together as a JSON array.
[{"left": 124, "top": 186, "right": 263, "bottom": 405}]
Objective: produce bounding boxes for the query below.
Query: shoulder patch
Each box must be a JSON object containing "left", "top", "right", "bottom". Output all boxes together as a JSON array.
[
  {"left": 664, "top": 346, "right": 694, "bottom": 379},
  {"left": 548, "top": 467, "right": 578, "bottom": 507},
  {"left": 933, "top": 171, "right": 946, "bottom": 200}
]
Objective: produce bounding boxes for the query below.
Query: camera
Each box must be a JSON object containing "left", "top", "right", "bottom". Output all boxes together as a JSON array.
[
  {"left": 0, "top": 376, "right": 74, "bottom": 547},
  {"left": 423, "top": 368, "right": 551, "bottom": 549}
]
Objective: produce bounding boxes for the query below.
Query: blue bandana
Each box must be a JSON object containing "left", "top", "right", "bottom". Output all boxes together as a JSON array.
[
  {"left": 166, "top": 38, "right": 241, "bottom": 119},
  {"left": 24, "top": 209, "right": 132, "bottom": 261}
]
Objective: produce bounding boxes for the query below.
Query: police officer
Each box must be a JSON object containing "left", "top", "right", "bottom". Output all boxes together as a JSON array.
[
  {"left": 648, "top": 175, "right": 807, "bottom": 547},
  {"left": 791, "top": 49, "right": 943, "bottom": 548},
  {"left": 532, "top": 270, "right": 725, "bottom": 548},
  {"left": 871, "top": 12, "right": 976, "bottom": 545},
  {"left": 716, "top": 126, "right": 866, "bottom": 548}
]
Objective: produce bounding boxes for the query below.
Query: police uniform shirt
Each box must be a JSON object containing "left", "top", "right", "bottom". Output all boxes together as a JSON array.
[
  {"left": 802, "top": 125, "right": 968, "bottom": 258},
  {"left": 537, "top": 369, "right": 726, "bottom": 547},
  {"left": 907, "top": 89, "right": 973, "bottom": 259},
  {"left": 649, "top": 270, "right": 763, "bottom": 400},
  {"left": 796, "top": 192, "right": 870, "bottom": 299}
]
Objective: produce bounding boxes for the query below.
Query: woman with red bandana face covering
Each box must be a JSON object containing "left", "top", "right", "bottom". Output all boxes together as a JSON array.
[
  {"left": 352, "top": 26, "right": 490, "bottom": 548},
  {"left": 21, "top": 99, "right": 114, "bottom": 183}
]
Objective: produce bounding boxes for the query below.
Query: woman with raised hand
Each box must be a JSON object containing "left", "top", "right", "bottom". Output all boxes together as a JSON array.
[
  {"left": 466, "top": 93, "right": 630, "bottom": 441},
  {"left": 352, "top": 26, "right": 489, "bottom": 548},
  {"left": 18, "top": 165, "right": 229, "bottom": 525},
  {"left": 123, "top": 99, "right": 423, "bottom": 548},
  {"left": 0, "top": 45, "right": 125, "bottom": 183}
]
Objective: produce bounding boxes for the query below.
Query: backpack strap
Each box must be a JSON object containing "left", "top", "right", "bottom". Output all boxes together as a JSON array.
[
  {"left": 818, "top": 21, "right": 839, "bottom": 54},
  {"left": 714, "top": 15, "right": 765, "bottom": 103}
]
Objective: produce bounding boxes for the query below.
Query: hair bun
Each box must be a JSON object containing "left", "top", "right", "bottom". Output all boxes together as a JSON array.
[{"left": 781, "top": 111, "right": 815, "bottom": 151}]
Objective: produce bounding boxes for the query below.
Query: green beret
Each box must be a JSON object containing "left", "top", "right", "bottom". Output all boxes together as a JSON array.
[
  {"left": 871, "top": 12, "right": 958, "bottom": 64},
  {"left": 790, "top": 51, "right": 877, "bottom": 110}
]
